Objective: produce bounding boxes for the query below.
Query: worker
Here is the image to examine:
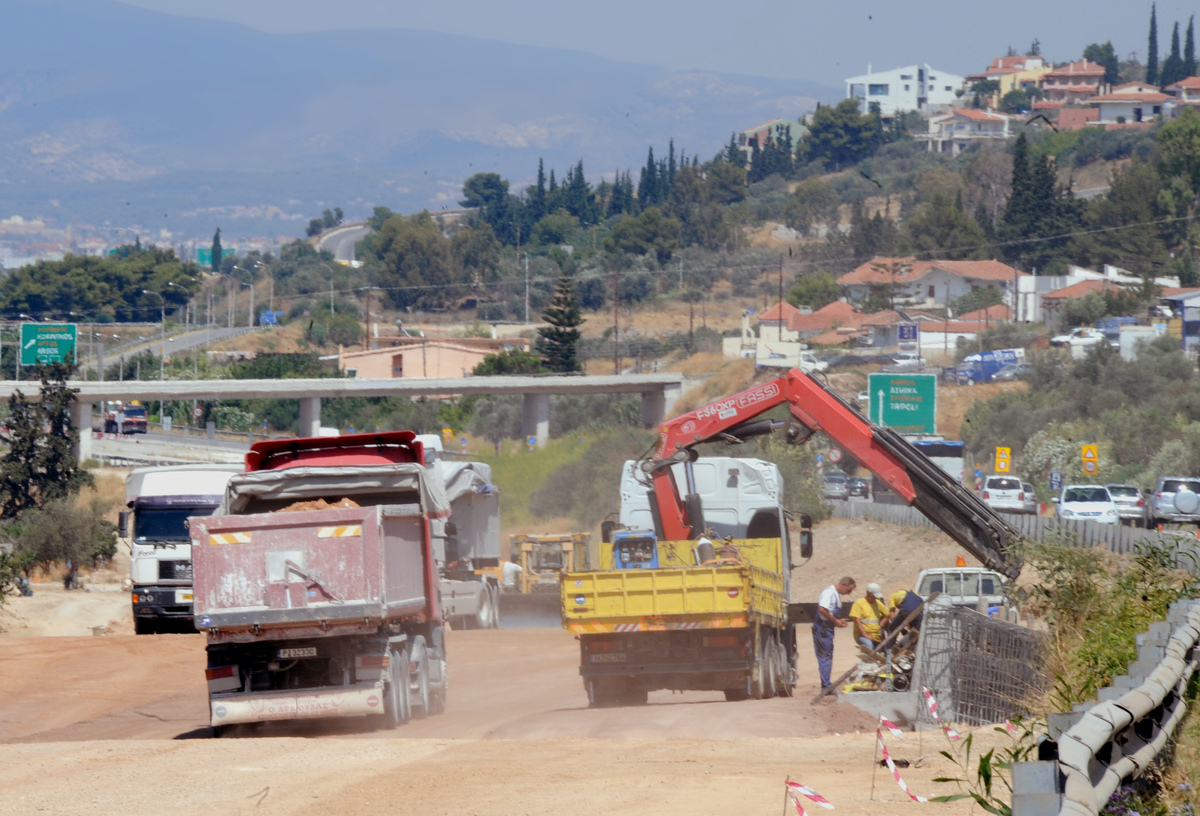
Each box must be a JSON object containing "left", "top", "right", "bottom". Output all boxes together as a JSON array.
[
  {"left": 813, "top": 576, "right": 855, "bottom": 689},
  {"left": 884, "top": 588, "right": 924, "bottom": 648},
  {"left": 849, "top": 582, "right": 888, "bottom": 652},
  {"left": 501, "top": 555, "right": 523, "bottom": 592}
]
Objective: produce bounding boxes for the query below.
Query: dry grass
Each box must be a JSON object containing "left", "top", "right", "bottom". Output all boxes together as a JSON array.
[
  {"left": 937, "top": 381, "right": 1027, "bottom": 440},
  {"left": 206, "top": 323, "right": 314, "bottom": 354},
  {"left": 670, "top": 359, "right": 758, "bottom": 416}
]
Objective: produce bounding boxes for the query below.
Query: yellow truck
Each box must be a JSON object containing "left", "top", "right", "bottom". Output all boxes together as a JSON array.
[
  {"left": 562, "top": 531, "right": 794, "bottom": 707},
  {"left": 509, "top": 533, "right": 590, "bottom": 594}
]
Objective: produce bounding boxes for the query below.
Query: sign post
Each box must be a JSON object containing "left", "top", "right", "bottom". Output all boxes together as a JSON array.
[
  {"left": 995, "top": 447, "right": 1011, "bottom": 473},
  {"left": 20, "top": 323, "right": 78, "bottom": 367},
  {"left": 867, "top": 373, "right": 938, "bottom": 435},
  {"left": 1081, "top": 445, "right": 1098, "bottom": 476},
  {"left": 1049, "top": 469, "right": 1063, "bottom": 492}
]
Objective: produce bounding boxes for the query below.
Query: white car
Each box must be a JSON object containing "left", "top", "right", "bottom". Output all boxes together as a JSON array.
[
  {"left": 1055, "top": 484, "right": 1120, "bottom": 525},
  {"left": 1050, "top": 327, "right": 1107, "bottom": 349},
  {"left": 892, "top": 352, "right": 925, "bottom": 368},
  {"left": 981, "top": 475, "right": 1026, "bottom": 514}
]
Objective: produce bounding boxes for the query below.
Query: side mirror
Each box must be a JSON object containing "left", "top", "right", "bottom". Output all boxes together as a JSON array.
[
  {"left": 1050, "top": 497, "right": 1059, "bottom": 504},
  {"left": 118, "top": 510, "right": 129, "bottom": 538},
  {"left": 798, "top": 530, "right": 813, "bottom": 560}
]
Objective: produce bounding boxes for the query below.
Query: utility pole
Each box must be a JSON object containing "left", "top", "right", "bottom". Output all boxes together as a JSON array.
[
  {"left": 612, "top": 269, "right": 621, "bottom": 374},
  {"left": 778, "top": 254, "right": 784, "bottom": 341},
  {"left": 364, "top": 287, "right": 372, "bottom": 349},
  {"left": 524, "top": 256, "right": 530, "bottom": 325}
]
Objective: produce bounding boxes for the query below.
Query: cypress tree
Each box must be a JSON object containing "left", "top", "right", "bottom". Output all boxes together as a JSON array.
[
  {"left": 725, "top": 134, "right": 743, "bottom": 166},
  {"left": 637, "top": 147, "right": 658, "bottom": 209},
  {"left": 532, "top": 159, "right": 547, "bottom": 222},
  {"left": 667, "top": 139, "right": 677, "bottom": 194},
  {"left": 1162, "top": 22, "right": 1184, "bottom": 87},
  {"left": 1148, "top": 4, "right": 1160, "bottom": 85},
  {"left": 211, "top": 228, "right": 222, "bottom": 272},
  {"left": 1187, "top": 16, "right": 1197, "bottom": 78},
  {"left": 535, "top": 274, "right": 584, "bottom": 373}
]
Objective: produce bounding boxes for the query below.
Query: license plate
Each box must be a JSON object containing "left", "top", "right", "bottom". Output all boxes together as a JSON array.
[
  {"left": 277, "top": 647, "right": 317, "bottom": 659},
  {"left": 180, "top": 593, "right": 193, "bottom": 602},
  {"left": 589, "top": 652, "right": 627, "bottom": 663}
]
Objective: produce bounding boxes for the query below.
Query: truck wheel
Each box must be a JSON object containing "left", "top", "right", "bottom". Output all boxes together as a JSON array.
[
  {"left": 750, "top": 633, "right": 767, "bottom": 700},
  {"left": 429, "top": 659, "right": 448, "bottom": 715},
  {"left": 723, "top": 687, "right": 749, "bottom": 702},
  {"left": 488, "top": 583, "right": 501, "bottom": 629},
  {"left": 775, "top": 640, "right": 793, "bottom": 697},
  {"left": 762, "top": 637, "right": 777, "bottom": 700},
  {"left": 587, "top": 680, "right": 623, "bottom": 708},
  {"left": 409, "top": 638, "right": 431, "bottom": 718},
  {"left": 383, "top": 648, "right": 405, "bottom": 729},
  {"left": 474, "top": 584, "right": 493, "bottom": 629},
  {"left": 212, "top": 724, "right": 232, "bottom": 738},
  {"left": 134, "top": 618, "right": 156, "bottom": 636}
]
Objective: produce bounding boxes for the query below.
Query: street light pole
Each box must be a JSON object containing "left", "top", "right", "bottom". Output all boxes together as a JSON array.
[{"left": 242, "top": 281, "right": 255, "bottom": 329}]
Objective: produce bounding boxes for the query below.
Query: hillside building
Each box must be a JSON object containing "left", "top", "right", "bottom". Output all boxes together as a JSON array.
[{"left": 845, "top": 65, "right": 965, "bottom": 117}]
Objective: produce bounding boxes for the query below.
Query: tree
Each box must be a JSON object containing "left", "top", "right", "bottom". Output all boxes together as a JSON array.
[
  {"left": 1187, "top": 17, "right": 1197, "bottom": 78},
  {"left": 802, "top": 99, "right": 885, "bottom": 170},
  {"left": 535, "top": 275, "right": 584, "bottom": 372},
  {"left": 638, "top": 147, "right": 659, "bottom": 209},
  {"left": 1083, "top": 41, "right": 1121, "bottom": 86},
  {"left": 786, "top": 272, "right": 840, "bottom": 311},
  {"left": 1072, "top": 161, "right": 1170, "bottom": 276},
  {"left": 460, "top": 173, "right": 509, "bottom": 209},
  {"left": 1148, "top": 3, "right": 1160, "bottom": 85},
  {"left": 373, "top": 212, "right": 461, "bottom": 309},
  {"left": 1161, "top": 22, "right": 1186, "bottom": 88},
  {"left": 606, "top": 207, "right": 681, "bottom": 265},
  {"left": 211, "top": 228, "right": 222, "bottom": 273},
  {"left": 0, "top": 363, "right": 91, "bottom": 519},
  {"left": 472, "top": 349, "right": 546, "bottom": 376},
  {"left": 705, "top": 160, "right": 747, "bottom": 204},
  {"left": 531, "top": 159, "right": 548, "bottom": 222},
  {"left": 1027, "top": 39, "right": 1041, "bottom": 57},
  {"left": 1001, "top": 89, "right": 1031, "bottom": 111},
  {"left": 783, "top": 177, "right": 837, "bottom": 235},
  {"left": 901, "top": 192, "right": 987, "bottom": 260}
]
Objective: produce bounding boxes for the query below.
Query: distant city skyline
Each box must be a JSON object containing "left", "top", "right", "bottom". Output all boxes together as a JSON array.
[{"left": 117, "top": 0, "right": 1195, "bottom": 87}]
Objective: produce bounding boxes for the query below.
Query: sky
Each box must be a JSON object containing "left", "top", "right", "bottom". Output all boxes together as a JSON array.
[{"left": 116, "top": 0, "right": 1198, "bottom": 88}]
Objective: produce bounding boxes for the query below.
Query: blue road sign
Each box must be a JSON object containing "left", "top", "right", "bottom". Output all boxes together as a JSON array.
[{"left": 1049, "top": 469, "right": 1063, "bottom": 491}]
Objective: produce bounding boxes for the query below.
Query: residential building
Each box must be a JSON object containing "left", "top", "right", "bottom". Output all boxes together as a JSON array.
[
  {"left": 1165, "top": 76, "right": 1200, "bottom": 104},
  {"left": 337, "top": 337, "right": 529, "bottom": 379},
  {"left": 1040, "top": 59, "right": 1107, "bottom": 104},
  {"left": 736, "top": 119, "right": 807, "bottom": 159},
  {"left": 1058, "top": 108, "right": 1100, "bottom": 131},
  {"left": 836, "top": 257, "right": 1027, "bottom": 311},
  {"left": 919, "top": 108, "right": 1013, "bottom": 154},
  {"left": 845, "top": 65, "right": 965, "bottom": 117},
  {"left": 1088, "top": 87, "right": 1169, "bottom": 124},
  {"left": 966, "top": 56, "right": 1051, "bottom": 107},
  {"left": 756, "top": 300, "right": 804, "bottom": 340}
]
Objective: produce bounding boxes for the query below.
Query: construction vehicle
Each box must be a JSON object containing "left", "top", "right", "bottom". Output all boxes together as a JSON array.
[
  {"left": 119, "top": 464, "right": 242, "bottom": 634},
  {"left": 563, "top": 368, "right": 1022, "bottom": 706},
  {"left": 193, "top": 432, "right": 449, "bottom": 733},
  {"left": 103, "top": 400, "right": 147, "bottom": 434},
  {"left": 509, "top": 533, "right": 591, "bottom": 593}
]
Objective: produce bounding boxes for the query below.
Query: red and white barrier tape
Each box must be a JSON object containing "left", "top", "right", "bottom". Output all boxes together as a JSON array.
[
  {"left": 879, "top": 715, "right": 904, "bottom": 737},
  {"left": 785, "top": 781, "right": 834, "bottom": 815},
  {"left": 877, "top": 729, "right": 929, "bottom": 803},
  {"left": 921, "top": 687, "right": 962, "bottom": 740}
]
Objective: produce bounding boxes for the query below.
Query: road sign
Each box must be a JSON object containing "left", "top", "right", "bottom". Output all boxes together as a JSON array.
[
  {"left": 897, "top": 323, "right": 919, "bottom": 342},
  {"left": 1049, "top": 469, "right": 1063, "bottom": 491},
  {"left": 1082, "top": 444, "right": 1098, "bottom": 475},
  {"left": 193, "top": 406, "right": 203, "bottom": 419},
  {"left": 867, "top": 373, "right": 937, "bottom": 435},
  {"left": 20, "top": 323, "right": 77, "bottom": 366},
  {"left": 828, "top": 448, "right": 843, "bottom": 463},
  {"left": 995, "top": 446, "right": 1011, "bottom": 473}
]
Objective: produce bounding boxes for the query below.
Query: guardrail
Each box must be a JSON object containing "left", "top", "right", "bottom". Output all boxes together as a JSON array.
[
  {"left": 1012, "top": 600, "right": 1200, "bottom": 816},
  {"left": 830, "top": 499, "right": 1198, "bottom": 559}
]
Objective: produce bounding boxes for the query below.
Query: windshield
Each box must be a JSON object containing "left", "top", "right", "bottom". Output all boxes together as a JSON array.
[
  {"left": 986, "top": 477, "right": 1020, "bottom": 491},
  {"left": 1063, "top": 487, "right": 1110, "bottom": 503},
  {"left": 134, "top": 507, "right": 213, "bottom": 541},
  {"left": 1108, "top": 486, "right": 1140, "bottom": 498},
  {"left": 824, "top": 473, "right": 847, "bottom": 483},
  {"left": 123, "top": 406, "right": 147, "bottom": 418}
]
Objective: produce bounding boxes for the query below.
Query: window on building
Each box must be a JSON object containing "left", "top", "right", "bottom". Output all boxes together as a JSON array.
[
  {"left": 905, "top": 84, "right": 910, "bottom": 91},
  {"left": 392, "top": 354, "right": 404, "bottom": 377},
  {"left": 928, "top": 285, "right": 936, "bottom": 298},
  {"left": 929, "top": 75, "right": 937, "bottom": 80},
  {"left": 944, "top": 86, "right": 952, "bottom": 91},
  {"left": 1154, "top": 105, "right": 1162, "bottom": 114},
  {"left": 869, "top": 84, "right": 889, "bottom": 95},
  {"left": 900, "top": 74, "right": 913, "bottom": 80}
]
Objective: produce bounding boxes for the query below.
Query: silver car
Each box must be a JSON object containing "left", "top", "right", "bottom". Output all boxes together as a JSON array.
[
  {"left": 1147, "top": 477, "right": 1200, "bottom": 526},
  {"left": 822, "top": 471, "right": 849, "bottom": 501},
  {"left": 1105, "top": 484, "right": 1145, "bottom": 527},
  {"left": 1021, "top": 482, "right": 1039, "bottom": 516}
]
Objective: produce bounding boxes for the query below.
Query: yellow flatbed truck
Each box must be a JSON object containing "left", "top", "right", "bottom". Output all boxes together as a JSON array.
[{"left": 562, "top": 531, "right": 792, "bottom": 706}]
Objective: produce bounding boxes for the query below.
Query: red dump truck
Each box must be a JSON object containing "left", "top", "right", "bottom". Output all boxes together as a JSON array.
[{"left": 192, "top": 431, "right": 449, "bottom": 735}]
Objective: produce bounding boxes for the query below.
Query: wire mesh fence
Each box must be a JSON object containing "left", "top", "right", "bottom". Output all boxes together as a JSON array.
[{"left": 916, "top": 604, "right": 1049, "bottom": 727}]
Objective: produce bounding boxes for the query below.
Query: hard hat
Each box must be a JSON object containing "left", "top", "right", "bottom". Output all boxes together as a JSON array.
[{"left": 866, "top": 582, "right": 882, "bottom": 597}]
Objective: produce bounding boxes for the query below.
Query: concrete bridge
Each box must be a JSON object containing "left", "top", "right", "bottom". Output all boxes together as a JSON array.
[{"left": 0, "top": 374, "right": 684, "bottom": 461}]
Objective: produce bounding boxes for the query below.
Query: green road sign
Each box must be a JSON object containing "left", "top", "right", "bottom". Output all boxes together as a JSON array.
[
  {"left": 867, "top": 372, "right": 937, "bottom": 435},
  {"left": 20, "top": 323, "right": 78, "bottom": 366}
]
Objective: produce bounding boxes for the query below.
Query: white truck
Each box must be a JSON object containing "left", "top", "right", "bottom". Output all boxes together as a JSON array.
[{"left": 120, "top": 465, "right": 242, "bottom": 634}]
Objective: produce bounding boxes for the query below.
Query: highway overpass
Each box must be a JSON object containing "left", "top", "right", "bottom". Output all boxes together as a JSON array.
[{"left": 0, "top": 374, "right": 684, "bottom": 461}]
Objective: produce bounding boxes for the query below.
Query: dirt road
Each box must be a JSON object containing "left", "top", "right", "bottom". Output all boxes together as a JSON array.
[{"left": 0, "top": 517, "right": 999, "bottom": 814}]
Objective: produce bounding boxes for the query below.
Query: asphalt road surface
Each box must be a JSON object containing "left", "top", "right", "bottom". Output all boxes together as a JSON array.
[{"left": 318, "top": 224, "right": 370, "bottom": 263}]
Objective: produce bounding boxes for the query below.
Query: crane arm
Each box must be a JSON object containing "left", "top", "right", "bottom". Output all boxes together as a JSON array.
[{"left": 645, "top": 369, "right": 1022, "bottom": 579}]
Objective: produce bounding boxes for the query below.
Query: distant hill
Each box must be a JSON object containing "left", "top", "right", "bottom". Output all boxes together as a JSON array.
[{"left": 1, "top": 0, "right": 838, "bottom": 240}]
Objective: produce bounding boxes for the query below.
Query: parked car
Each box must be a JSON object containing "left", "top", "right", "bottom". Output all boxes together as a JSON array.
[
  {"left": 1050, "top": 327, "right": 1108, "bottom": 348},
  {"left": 822, "top": 471, "right": 849, "bottom": 501},
  {"left": 848, "top": 477, "right": 870, "bottom": 499},
  {"left": 892, "top": 352, "right": 925, "bottom": 368},
  {"left": 1020, "top": 482, "right": 1039, "bottom": 516},
  {"left": 1146, "top": 477, "right": 1200, "bottom": 526},
  {"left": 916, "top": 566, "right": 1008, "bottom": 610},
  {"left": 1055, "top": 484, "right": 1119, "bottom": 525},
  {"left": 992, "top": 362, "right": 1033, "bottom": 382},
  {"left": 981, "top": 475, "right": 1026, "bottom": 514},
  {"left": 1105, "top": 483, "right": 1145, "bottom": 527}
]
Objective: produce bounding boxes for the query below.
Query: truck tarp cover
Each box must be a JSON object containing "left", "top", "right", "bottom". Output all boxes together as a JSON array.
[
  {"left": 217, "top": 464, "right": 450, "bottom": 517},
  {"left": 438, "top": 462, "right": 497, "bottom": 504}
]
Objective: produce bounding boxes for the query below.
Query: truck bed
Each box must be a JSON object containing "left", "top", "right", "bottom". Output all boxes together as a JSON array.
[
  {"left": 193, "top": 504, "right": 432, "bottom": 643},
  {"left": 562, "top": 563, "right": 784, "bottom": 634}
]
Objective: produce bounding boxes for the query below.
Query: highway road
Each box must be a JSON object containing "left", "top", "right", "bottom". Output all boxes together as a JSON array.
[{"left": 318, "top": 223, "right": 369, "bottom": 262}]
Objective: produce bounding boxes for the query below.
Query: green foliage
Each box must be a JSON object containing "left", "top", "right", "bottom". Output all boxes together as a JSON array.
[
  {"left": 1148, "top": 3, "right": 1160, "bottom": 85},
  {"left": 786, "top": 272, "right": 840, "bottom": 311},
  {"left": 211, "top": 228, "right": 222, "bottom": 273},
  {"left": 783, "top": 177, "right": 836, "bottom": 235},
  {"left": 210, "top": 405, "right": 258, "bottom": 433},
  {"left": 535, "top": 275, "right": 584, "bottom": 373},
  {"left": 931, "top": 722, "right": 1040, "bottom": 816},
  {"left": 475, "top": 436, "right": 591, "bottom": 529},
  {"left": 1000, "top": 133, "right": 1083, "bottom": 274},
  {"left": 803, "top": 99, "right": 886, "bottom": 170},
  {"left": 950, "top": 287, "right": 1004, "bottom": 317},
  {"left": 1083, "top": 41, "right": 1121, "bottom": 85},
  {"left": 473, "top": 349, "right": 546, "bottom": 377},
  {"left": 529, "top": 429, "right": 655, "bottom": 526},
  {"left": 0, "top": 363, "right": 92, "bottom": 519},
  {"left": 3, "top": 494, "right": 116, "bottom": 574},
  {"left": 900, "top": 191, "right": 987, "bottom": 259},
  {"left": 606, "top": 207, "right": 682, "bottom": 265},
  {"left": 1000, "top": 89, "right": 1031, "bottom": 111}
]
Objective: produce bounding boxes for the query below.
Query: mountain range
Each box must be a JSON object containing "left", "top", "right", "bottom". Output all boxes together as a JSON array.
[{"left": 2, "top": 0, "right": 839, "bottom": 241}]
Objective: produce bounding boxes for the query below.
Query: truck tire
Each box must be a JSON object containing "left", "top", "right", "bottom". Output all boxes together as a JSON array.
[
  {"left": 775, "top": 640, "right": 793, "bottom": 697},
  {"left": 488, "top": 582, "right": 501, "bottom": 629},
  {"left": 474, "top": 584, "right": 494, "bottom": 629},
  {"left": 750, "top": 631, "right": 767, "bottom": 700},
  {"left": 587, "top": 680, "right": 624, "bottom": 708},
  {"left": 762, "top": 636, "right": 777, "bottom": 700},
  {"left": 134, "top": 618, "right": 156, "bottom": 636},
  {"left": 383, "top": 647, "right": 406, "bottom": 729},
  {"left": 409, "top": 638, "right": 431, "bottom": 718},
  {"left": 723, "top": 687, "right": 749, "bottom": 702}
]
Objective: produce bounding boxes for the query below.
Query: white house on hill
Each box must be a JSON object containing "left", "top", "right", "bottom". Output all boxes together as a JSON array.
[{"left": 845, "top": 65, "right": 965, "bottom": 117}]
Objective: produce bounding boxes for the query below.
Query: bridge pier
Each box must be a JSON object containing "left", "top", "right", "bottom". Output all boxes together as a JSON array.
[
  {"left": 640, "top": 383, "right": 681, "bottom": 428},
  {"left": 71, "top": 401, "right": 93, "bottom": 463},
  {"left": 299, "top": 397, "right": 321, "bottom": 438},
  {"left": 521, "top": 394, "right": 549, "bottom": 447}
]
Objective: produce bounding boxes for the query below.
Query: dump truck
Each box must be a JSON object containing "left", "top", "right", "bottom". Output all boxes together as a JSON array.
[
  {"left": 193, "top": 431, "right": 449, "bottom": 733},
  {"left": 563, "top": 369, "right": 1023, "bottom": 706},
  {"left": 120, "top": 464, "right": 242, "bottom": 634}
]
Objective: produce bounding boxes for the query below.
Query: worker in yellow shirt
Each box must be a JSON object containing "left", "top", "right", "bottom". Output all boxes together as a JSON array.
[{"left": 848, "top": 583, "right": 888, "bottom": 651}]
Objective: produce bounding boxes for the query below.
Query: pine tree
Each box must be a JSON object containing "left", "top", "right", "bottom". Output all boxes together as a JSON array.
[
  {"left": 1148, "top": 4, "right": 1160, "bottom": 85},
  {"left": 563, "top": 160, "right": 594, "bottom": 224},
  {"left": 638, "top": 147, "right": 658, "bottom": 210},
  {"left": 535, "top": 274, "right": 584, "bottom": 372},
  {"left": 667, "top": 139, "right": 677, "bottom": 194},
  {"left": 211, "top": 228, "right": 222, "bottom": 272},
  {"left": 1186, "top": 16, "right": 1197, "bottom": 78},
  {"left": 1162, "top": 22, "right": 1185, "bottom": 87},
  {"left": 532, "top": 159, "right": 547, "bottom": 222},
  {"left": 725, "top": 134, "right": 744, "bottom": 167}
]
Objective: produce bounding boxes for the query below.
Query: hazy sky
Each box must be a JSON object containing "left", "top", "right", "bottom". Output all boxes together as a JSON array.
[{"left": 118, "top": 0, "right": 1191, "bottom": 88}]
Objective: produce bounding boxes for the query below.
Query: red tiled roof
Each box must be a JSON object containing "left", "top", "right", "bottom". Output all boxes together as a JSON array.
[
  {"left": 757, "top": 300, "right": 801, "bottom": 322},
  {"left": 954, "top": 108, "right": 1009, "bottom": 121},
  {"left": 1111, "top": 82, "right": 1161, "bottom": 94},
  {"left": 1166, "top": 76, "right": 1200, "bottom": 91},
  {"left": 816, "top": 300, "right": 856, "bottom": 315},
  {"left": 1041, "top": 279, "right": 1110, "bottom": 300},
  {"left": 1043, "top": 59, "right": 1106, "bottom": 78},
  {"left": 858, "top": 310, "right": 904, "bottom": 326},
  {"left": 1161, "top": 287, "right": 1200, "bottom": 297},
  {"left": 1033, "top": 99, "right": 1067, "bottom": 109},
  {"left": 1090, "top": 91, "right": 1171, "bottom": 104},
  {"left": 808, "top": 329, "right": 860, "bottom": 346},
  {"left": 958, "top": 304, "right": 1012, "bottom": 321},
  {"left": 837, "top": 257, "right": 1026, "bottom": 286}
]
